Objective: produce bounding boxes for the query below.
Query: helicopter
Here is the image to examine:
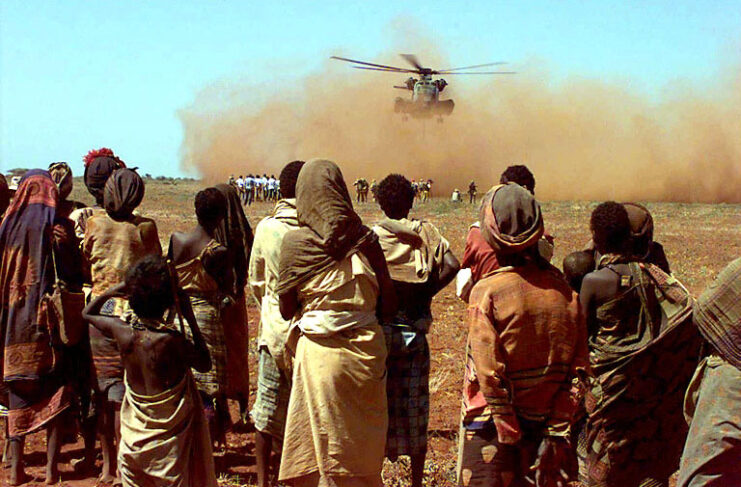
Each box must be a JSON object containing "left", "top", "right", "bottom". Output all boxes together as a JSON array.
[{"left": 330, "top": 54, "right": 515, "bottom": 120}]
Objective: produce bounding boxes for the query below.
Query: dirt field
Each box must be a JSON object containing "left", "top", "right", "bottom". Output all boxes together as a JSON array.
[{"left": 3, "top": 179, "right": 739, "bottom": 486}]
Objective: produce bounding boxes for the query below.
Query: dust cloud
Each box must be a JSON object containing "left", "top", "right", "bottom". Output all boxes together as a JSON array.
[{"left": 178, "top": 50, "right": 741, "bottom": 203}]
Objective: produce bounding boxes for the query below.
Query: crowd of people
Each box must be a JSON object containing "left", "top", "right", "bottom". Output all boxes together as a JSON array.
[
  {"left": 230, "top": 174, "right": 281, "bottom": 205},
  {"left": 353, "top": 177, "right": 434, "bottom": 205},
  {"left": 0, "top": 153, "right": 738, "bottom": 487}
]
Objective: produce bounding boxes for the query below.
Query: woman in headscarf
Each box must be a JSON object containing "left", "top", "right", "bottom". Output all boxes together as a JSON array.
[
  {"left": 69, "top": 148, "right": 126, "bottom": 239},
  {"left": 169, "top": 188, "right": 233, "bottom": 448},
  {"left": 82, "top": 167, "right": 161, "bottom": 484},
  {"left": 213, "top": 184, "right": 253, "bottom": 420},
  {"left": 276, "top": 159, "right": 397, "bottom": 487},
  {"left": 48, "top": 162, "right": 85, "bottom": 219},
  {"left": 579, "top": 202, "right": 700, "bottom": 487},
  {"left": 0, "top": 170, "right": 84, "bottom": 485},
  {"left": 47, "top": 162, "right": 95, "bottom": 469}
]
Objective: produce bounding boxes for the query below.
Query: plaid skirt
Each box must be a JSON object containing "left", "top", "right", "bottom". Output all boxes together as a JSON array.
[
  {"left": 250, "top": 346, "right": 291, "bottom": 439},
  {"left": 383, "top": 324, "right": 430, "bottom": 459},
  {"left": 183, "top": 296, "right": 227, "bottom": 397}
]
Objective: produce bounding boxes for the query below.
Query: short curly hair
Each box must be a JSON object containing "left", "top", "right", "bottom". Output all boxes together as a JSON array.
[
  {"left": 279, "top": 160, "right": 305, "bottom": 199},
  {"left": 125, "top": 255, "right": 174, "bottom": 320},
  {"left": 195, "top": 188, "right": 227, "bottom": 231},
  {"left": 563, "top": 250, "right": 595, "bottom": 292},
  {"left": 500, "top": 165, "right": 535, "bottom": 194},
  {"left": 376, "top": 174, "right": 415, "bottom": 219},
  {"left": 590, "top": 202, "right": 631, "bottom": 254}
]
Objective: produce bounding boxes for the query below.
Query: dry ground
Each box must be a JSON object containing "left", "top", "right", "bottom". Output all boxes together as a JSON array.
[{"left": 3, "top": 179, "right": 739, "bottom": 486}]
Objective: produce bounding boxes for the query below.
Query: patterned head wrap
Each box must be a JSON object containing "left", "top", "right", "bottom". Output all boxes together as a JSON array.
[
  {"left": 694, "top": 257, "right": 741, "bottom": 370},
  {"left": 479, "top": 183, "right": 544, "bottom": 255},
  {"left": 48, "top": 162, "right": 73, "bottom": 201},
  {"left": 103, "top": 168, "right": 145, "bottom": 220}
]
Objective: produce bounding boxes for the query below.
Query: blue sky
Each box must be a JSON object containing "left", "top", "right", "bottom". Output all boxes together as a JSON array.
[{"left": 1, "top": 0, "right": 739, "bottom": 177}]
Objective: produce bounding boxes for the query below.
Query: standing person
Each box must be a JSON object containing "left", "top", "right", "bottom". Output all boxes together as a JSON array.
[
  {"left": 353, "top": 178, "right": 364, "bottom": 203},
  {"left": 373, "top": 174, "right": 460, "bottom": 487},
  {"left": 82, "top": 168, "right": 162, "bottom": 484},
  {"left": 245, "top": 174, "right": 255, "bottom": 206},
  {"left": 83, "top": 256, "right": 217, "bottom": 487},
  {"left": 0, "top": 170, "right": 84, "bottom": 485},
  {"left": 48, "top": 162, "right": 96, "bottom": 471},
  {"left": 369, "top": 178, "right": 378, "bottom": 202},
  {"left": 236, "top": 175, "right": 245, "bottom": 205},
  {"left": 214, "top": 183, "right": 253, "bottom": 421},
  {"left": 418, "top": 180, "right": 427, "bottom": 202},
  {"left": 70, "top": 148, "right": 126, "bottom": 239},
  {"left": 276, "top": 159, "right": 397, "bottom": 487},
  {"left": 262, "top": 174, "right": 269, "bottom": 201},
  {"left": 468, "top": 180, "right": 477, "bottom": 204},
  {"left": 268, "top": 175, "right": 278, "bottom": 201},
  {"left": 457, "top": 183, "right": 588, "bottom": 487},
  {"left": 249, "top": 160, "right": 304, "bottom": 487},
  {"left": 677, "top": 257, "right": 741, "bottom": 487},
  {"left": 169, "top": 188, "right": 233, "bottom": 449},
  {"left": 579, "top": 202, "right": 700, "bottom": 487}
]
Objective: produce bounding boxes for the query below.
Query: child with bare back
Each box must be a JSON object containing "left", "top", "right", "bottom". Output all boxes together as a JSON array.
[{"left": 83, "top": 255, "right": 218, "bottom": 487}]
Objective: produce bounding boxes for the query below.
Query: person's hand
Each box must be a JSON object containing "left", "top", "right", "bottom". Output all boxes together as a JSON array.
[
  {"left": 530, "top": 436, "right": 574, "bottom": 487},
  {"left": 52, "top": 224, "right": 71, "bottom": 243}
]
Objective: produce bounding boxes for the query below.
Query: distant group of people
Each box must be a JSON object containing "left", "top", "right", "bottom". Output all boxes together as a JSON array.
[
  {"left": 353, "top": 177, "right": 434, "bottom": 205},
  {"left": 230, "top": 173, "right": 281, "bottom": 205},
  {"left": 0, "top": 156, "right": 739, "bottom": 487}
]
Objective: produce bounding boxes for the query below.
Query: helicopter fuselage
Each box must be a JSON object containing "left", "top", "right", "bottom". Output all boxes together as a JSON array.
[{"left": 396, "top": 75, "right": 454, "bottom": 118}]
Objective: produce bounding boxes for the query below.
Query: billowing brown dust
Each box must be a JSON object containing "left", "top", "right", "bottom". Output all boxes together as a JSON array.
[{"left": 178, "top": 53, "right": 741, "bottom": 203}]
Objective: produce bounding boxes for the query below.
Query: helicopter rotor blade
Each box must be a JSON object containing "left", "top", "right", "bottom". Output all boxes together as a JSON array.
[
  {"left": 352, "top": 66, "right": 417, "bottom": 73},
  {"left": 330, "top": 56, "right": 409, "bottom": 72},
  {"left": 437, "top": 71, "right": 517, "bottom": 75},
  {"left": 400, "top": 54, "right": 425, "bottom": 71},
  {"left": 438, "top": 62, "right": 508, "bottom": 72}
]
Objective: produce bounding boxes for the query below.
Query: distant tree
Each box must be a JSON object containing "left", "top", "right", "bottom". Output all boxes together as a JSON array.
[
  {"left": 145, "top": 173, "right": 152, "bottom": 179},
  {"left": 8, "top": 168, "right": 29, "bottom": 177}
]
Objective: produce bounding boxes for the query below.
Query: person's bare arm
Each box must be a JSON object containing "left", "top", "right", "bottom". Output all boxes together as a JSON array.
[
  {"left": 82, "top": 283, "right": 131, "bottom": 342},
  {"left": 140, "top": 220, "right": 163, "bottom": 256},
  {"left": 432, "top": 250, "right": 460, "bottom": 295},
  {"left": 579, "top": 273, "right": 597, "bottom": 328},
  {"left": 359, "top": 238, "right": 398, "bottom": 322},
  {"left": 176, "top": 289, "right": 212, "bottom": 373}
]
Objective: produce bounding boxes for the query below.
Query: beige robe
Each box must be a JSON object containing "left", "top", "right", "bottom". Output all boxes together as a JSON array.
[
  {"left": 279, "top": 253, "right": 388, "bottom": 486},
  {"left": 118, "top": 372, "right": 217, "bottom": 487}
]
